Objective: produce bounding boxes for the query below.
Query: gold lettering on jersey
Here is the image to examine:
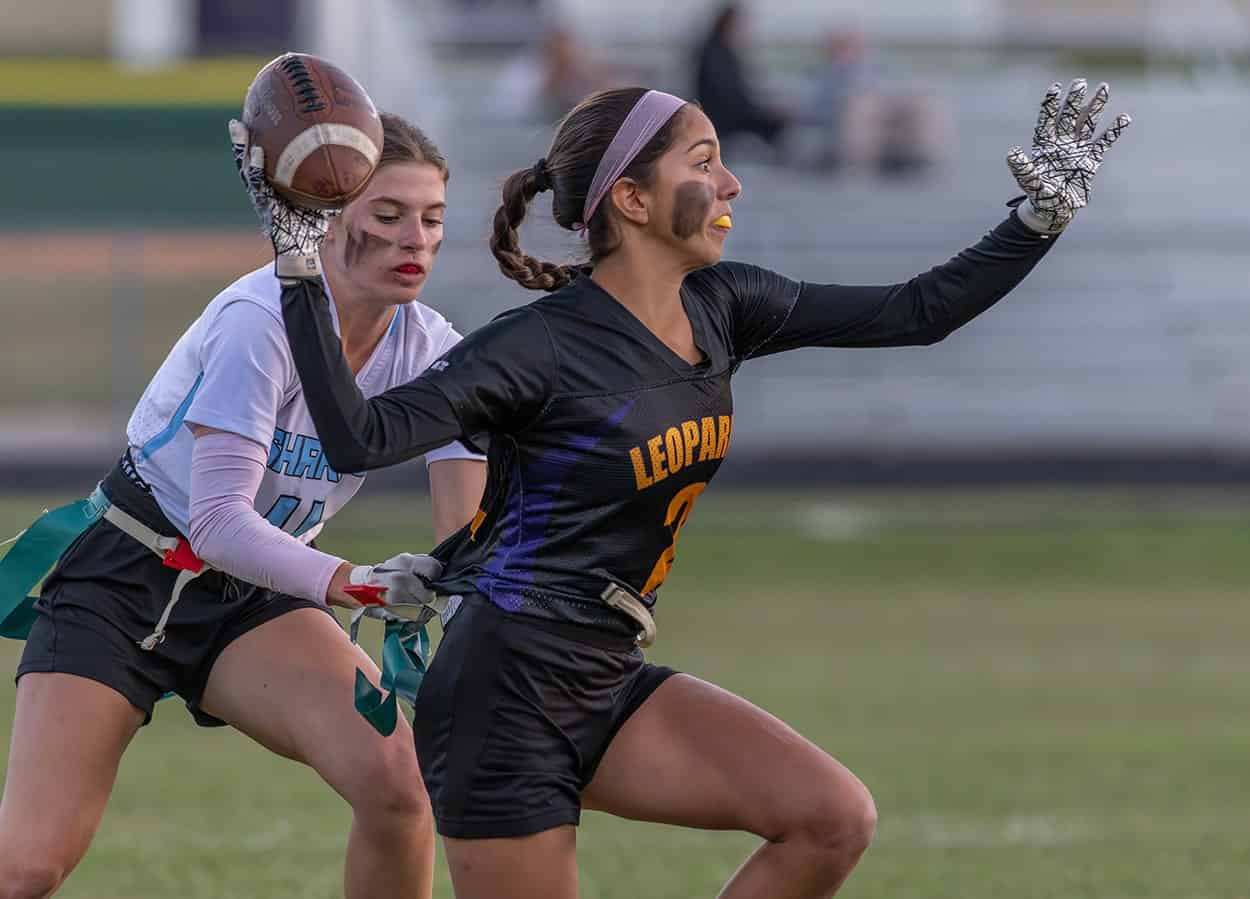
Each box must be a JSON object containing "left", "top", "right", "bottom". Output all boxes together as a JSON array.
[
  {"left": 647, "top": 435, "right": 669, "bottom": 484},
  {"left": 715, "top": 415, "right": 732, "bottom": 458},
  {"left": 641, "top": 481, "right": 707, "bottom": 593},
  {"left": 664, "top": 427, "right": 685, "bottom": 474},
  {"left": 698, "top": 416, "right": 717, "bottom": 461},
  {"left": 630, "top": 414, "right": 733, "bottom": 491},
  {"left": 682, "top": 420, "right": 701, "bottom": 463},
  {"left": 630, "top": 447, "right": 654, "bottom": 490}
]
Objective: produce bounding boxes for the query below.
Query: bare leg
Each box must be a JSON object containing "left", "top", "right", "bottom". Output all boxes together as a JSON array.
[
  {"left": 200, "top": 608, "right": 434, "bottom": 899},
  {"left": 0, "top": 673, "right": 144, "bottom": 899},
  {"left": 442, "top": 826, "right": 577, "bottom": 899},
  {"left": 582, "top": 674, "right": 877, "bottom": 899}
]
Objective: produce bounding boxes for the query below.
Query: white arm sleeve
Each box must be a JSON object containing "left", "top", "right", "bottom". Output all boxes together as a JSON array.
[{"left": 188, "top": 431, "right": 344, "bottom": 603}]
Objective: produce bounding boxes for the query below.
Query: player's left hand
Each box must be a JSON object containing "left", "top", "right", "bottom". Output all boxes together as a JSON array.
[
  {"left": 344, "top": 553, "right": 445, "bottom": 620},
  {"left": 228, "top": 119, "right": 336, "bottom": 280},
  {"left": 1007, "top": 78, "right": 1131, "bottom": 234}
]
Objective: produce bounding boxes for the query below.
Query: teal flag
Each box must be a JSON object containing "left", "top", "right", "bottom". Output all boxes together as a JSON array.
[
  {"left": 0, "top": 490, "right": 107, "bottom": 639},
  {"left": 352, "top": 616, "right": 432, "bottom": 737}
]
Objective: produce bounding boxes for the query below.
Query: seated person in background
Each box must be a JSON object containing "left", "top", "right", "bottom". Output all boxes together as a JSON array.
[
  {"left": 491, "top": 24, "right": 625, "bottom": 122},
  {"left": 693, "top": 3, "right": 790, "bottom": 153},
  {"left": 803, "top": 27, "right": 950, "bottom": 176}
]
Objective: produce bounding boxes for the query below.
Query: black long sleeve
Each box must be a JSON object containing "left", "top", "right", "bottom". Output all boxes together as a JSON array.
[
  {"left": 721, "top": 210, "right": 1057, "bottom": 360},
  {"left": 281, "top": 278, "right": 555, "bottom": 472}
]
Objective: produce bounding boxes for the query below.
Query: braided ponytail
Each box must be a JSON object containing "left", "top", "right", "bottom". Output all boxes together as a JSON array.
[
  {"left": 490, "top": 166, "right": 573, "bottom": 292},
  {"left": 490, "top": 88, "right": 688, "bottom": 291}
]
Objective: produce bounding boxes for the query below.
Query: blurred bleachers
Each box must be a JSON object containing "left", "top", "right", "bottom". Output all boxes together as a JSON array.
[
  {"left": 423, "top": 63, "right": 1250, "bottom": 461},
  {"left": 1, "top": 49, "right": 1248, "bottom": 482}
]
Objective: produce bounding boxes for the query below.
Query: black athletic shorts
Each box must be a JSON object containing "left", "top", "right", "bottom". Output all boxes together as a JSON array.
[
  {"left": 15, "top": 456, "right": 330, "bottom": 726},
  {"left": 413, "top": 594, "right": 678, "bottom": 839}
]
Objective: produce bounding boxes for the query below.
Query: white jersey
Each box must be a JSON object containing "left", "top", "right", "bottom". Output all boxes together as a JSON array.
[{"left": 126, "top": 264, "right": 480, "bottom": 540}]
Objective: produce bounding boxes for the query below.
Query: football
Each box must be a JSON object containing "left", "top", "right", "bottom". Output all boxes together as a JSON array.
[{"left": 241, "top": 52, "right": 383, "bottom": 209}]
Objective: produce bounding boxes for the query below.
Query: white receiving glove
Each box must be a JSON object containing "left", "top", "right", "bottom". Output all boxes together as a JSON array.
[
  {"left": 1007, "top": 78, "right": 1132, "bottom": 235},
  {"left": 227, "top": 119, "right": 335, "bottom": 280},
  {"left": 345, "top": 553, "right": 447, "bottom": 623}
]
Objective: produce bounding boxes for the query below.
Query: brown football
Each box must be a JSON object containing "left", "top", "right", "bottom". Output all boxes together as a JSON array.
[{"left": 242, "top": 52, "right": 383, "bottom": 209}]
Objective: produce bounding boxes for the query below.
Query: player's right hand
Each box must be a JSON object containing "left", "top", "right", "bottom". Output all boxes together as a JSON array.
[
  {"left": 344, "top": 553, "right": 446, "bottom": 623},
  {"left": 228, "top": 119, "right": 334, "bottom": 280}
]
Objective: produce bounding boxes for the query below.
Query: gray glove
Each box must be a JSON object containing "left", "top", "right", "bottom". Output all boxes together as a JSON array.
[
  {"left": 347, "top": 552, "right": 446, "bottom": 622},
  {"left": 1007, "top": 78, "right": 1131, "bottom": 234},
  {"left": 228, "top": 119, "right": 334, "bottom": 280}
]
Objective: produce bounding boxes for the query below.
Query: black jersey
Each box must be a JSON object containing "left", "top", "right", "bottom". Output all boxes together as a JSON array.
[{"left": 283, "top": 212, "right": 1055, "bottom": 634}]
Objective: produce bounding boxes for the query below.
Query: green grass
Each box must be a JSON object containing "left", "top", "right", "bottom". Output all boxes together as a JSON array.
[
  {"left": 0, "top": 58, "right": 269, "bottom": 106},
  {"left": 3, "top": 488, "right": 1250, "bottom": 898}
]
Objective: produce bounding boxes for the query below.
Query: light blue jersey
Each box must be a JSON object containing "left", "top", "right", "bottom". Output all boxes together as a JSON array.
[{"left": 126, "top": 264, "right": 479, "bottom": 540}]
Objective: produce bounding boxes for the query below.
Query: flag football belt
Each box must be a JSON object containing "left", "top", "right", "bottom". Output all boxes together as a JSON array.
[
  {"left": 600, "top": 583, "right": 657, "bottom": 648},
  {"left": 0, "top": 484, "right": 436, "bottom": 739},
  {"left": 0, "top": 484, "right": 208, "bottom": 650},
  {"left": 345, "top": 596, "right": 448, "bottom": 737},
  {"left": 346, "top": 583, "right": 655, "bottom": 738}
]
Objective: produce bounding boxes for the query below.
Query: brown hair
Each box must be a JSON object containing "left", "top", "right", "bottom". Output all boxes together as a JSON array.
[
  {"left": 489, "top": 87, "right": 688, "bottom": 291},
  {"left": 378, "top": 111, "right": 449, "bottom": 182}
]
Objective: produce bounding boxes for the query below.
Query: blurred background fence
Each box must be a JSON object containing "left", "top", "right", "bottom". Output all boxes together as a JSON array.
[{"left": 2, "top": 0, "right": 1248, "bottom": 486}]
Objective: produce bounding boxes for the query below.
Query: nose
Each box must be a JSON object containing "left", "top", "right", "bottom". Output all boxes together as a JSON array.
[
  {"left": 720, "top": 165, "right": 742, "bottom": 201},
  {"left": 397, "top": 217, "right": 427, "bottom": 251}
]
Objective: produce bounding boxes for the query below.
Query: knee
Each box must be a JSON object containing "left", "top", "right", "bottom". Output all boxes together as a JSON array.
[
  {"left": 339, "top": 742, "right": 431, "bottom": 829},
  {"left": 0, "top": 858, "right": 67, "bottom": 899},
  {"left": 788, "top": 773, "right": 878, "bottom": 861}
]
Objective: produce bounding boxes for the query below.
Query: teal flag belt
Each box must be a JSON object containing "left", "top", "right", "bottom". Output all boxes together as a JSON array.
[
  {"left": 348, "top": 605, "right": 433, "bottom": 737},
  {"left": 1, "top": 486, "right": 433, "bottom": 737},
  {"left": 0, "top": 487, "right": 111, "bottom": 640}
]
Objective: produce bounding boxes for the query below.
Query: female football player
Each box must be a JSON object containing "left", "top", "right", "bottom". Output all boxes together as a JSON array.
[
  {"left": 272, "top": 81, "right": 1129, "bottom": 898},
  {"left": 0, "top": 113, "right": 484, "bottom": 899}
]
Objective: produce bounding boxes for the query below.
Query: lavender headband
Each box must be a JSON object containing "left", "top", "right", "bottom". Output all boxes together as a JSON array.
[{"left": 577, "top": 90, "right": 687, "bottom": 231}]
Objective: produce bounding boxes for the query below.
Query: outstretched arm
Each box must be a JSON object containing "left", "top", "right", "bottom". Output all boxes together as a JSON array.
[
  {"left": 733, "top": 77, "right": 1131, "bottom": 358},
  {"left": 280, "top": 277, "right": 470, "bottom": 470},
  {"left": 736, "top": 211, "right": 1054, "bottom": 358},
  {"left": 228, "top": 119, "right": 555, "bottom": 473},
  {"left": 281, "top": 278, "right": 555, "bottom": 472}
]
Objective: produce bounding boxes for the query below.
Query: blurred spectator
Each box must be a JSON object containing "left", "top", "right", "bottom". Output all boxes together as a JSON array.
[
  {"left": 490, "top": 24, "right": 623, "bottom": 122},
  {"left": 539, "top": 26, "right": 619, "bottom": 114},
  {"left": 801, "top": 27, "right": 949, "bottom": 176},
  {"left": 693, "top": 3, "right": 790, "bottom": 154}
]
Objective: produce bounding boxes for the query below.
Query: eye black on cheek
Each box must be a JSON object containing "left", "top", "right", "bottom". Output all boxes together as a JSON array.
[
  {"left": 343, "top": 226, "right": 395, "bottom": 269},
  {"left": 671, "top": 181, "right": 716, "bottom": 239}
]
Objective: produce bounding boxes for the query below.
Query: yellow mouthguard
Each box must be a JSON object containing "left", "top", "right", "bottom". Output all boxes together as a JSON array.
[{"left": 713, "top": 214, "right": 733, "bottom": 229}]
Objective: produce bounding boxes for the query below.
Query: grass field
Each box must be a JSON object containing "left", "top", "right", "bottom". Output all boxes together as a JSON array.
[
  {"left": 2, "top": 487, "right": 1249, "bottom": 898},
  {"left": 0, "top": 58, "right": 268, "bottom": 106}
]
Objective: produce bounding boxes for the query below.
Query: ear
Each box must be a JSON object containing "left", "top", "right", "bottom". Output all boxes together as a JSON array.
[{"left": 608, "top": 177, "right": 650, "bottom": 227}]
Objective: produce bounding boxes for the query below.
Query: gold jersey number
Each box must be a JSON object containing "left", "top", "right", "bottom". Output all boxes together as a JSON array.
[{"left": 641, "top": 481, "right": 708, "bottom": 595}]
